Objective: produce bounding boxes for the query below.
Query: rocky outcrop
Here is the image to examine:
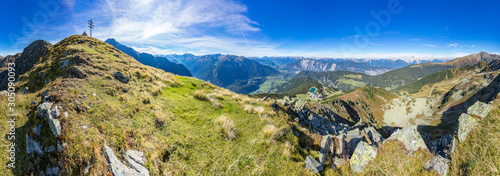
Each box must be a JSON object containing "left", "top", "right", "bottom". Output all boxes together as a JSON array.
[
  {"left": 424, "top": 155, "right": 450, "bottom": 176},
  {"left": 386, "top": 125, "right": 427, "bottom": 152},
  {"left": 103, "top": 144, "right": 149, "bottom": 176},
  {"left": 304, "top": 155, "right": 322, "bottom": 174},
  {"left": 350, "top": 141, "right": 377, "bottom": 173},
  {"left": 457, "top": 113, "right": 478, "bottom": 142},
  {"left": 467, "top": 101, "right": 495, "bottom": 119},
  {"left": 37, "top": 102, "right": 62, "bottom": 138}
]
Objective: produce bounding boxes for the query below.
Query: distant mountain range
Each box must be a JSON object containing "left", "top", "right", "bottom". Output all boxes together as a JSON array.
[
  {"left": 283, "top": 59, "right": 392, "bottom": 76},
  {"left": 293, "top": 52, "right": 500, "bottom": 91},
  {"left": 105, "top": 39, "right": 192, "bottom": 77}
]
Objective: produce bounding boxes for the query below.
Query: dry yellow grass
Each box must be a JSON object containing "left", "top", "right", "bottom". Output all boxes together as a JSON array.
[
  {"left": 263, "top": 124, "right": 280, "bottom": 141},
  {"left": 215, "top": 115, "right": 237, "bottom": 140}
]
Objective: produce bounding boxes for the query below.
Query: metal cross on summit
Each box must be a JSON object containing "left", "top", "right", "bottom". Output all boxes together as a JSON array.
[{"left": 88, "top": 19, "right": 94, "bottom": 37}]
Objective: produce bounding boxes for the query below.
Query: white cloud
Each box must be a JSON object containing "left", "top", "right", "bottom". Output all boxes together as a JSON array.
[
  {"left": 95, "top": 0, "right": 259, "bottom": 41},
  {"left": 423, "top": 44, "right": 438, "bottom": 47},
  {"left": 447, "top": 43, "right": 458, "bottom": 47}
]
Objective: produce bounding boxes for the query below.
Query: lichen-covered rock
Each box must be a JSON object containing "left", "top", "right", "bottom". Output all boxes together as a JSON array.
[
  {"left": 386, "top": 125, "right": 427, "bottom": 152},
  {"left": 26, "top": 134, "right": 44, "bottom": 156},
  {"left": 424, "top": 155, "right": 450, "bottom": 176},
  {"left": 350, "top": 141, "right": 377, "bottom": 173},
  {"left": 467, "top": 101, "right": 494, "bottom": 119},
  {"left": 457, "top": 113, "right": 478, "bottom": 142},
  {"left": 305, "top": 155, "right": 322, "bottom": 174},
  {"left": 125, "top": 150, "right": 150, "bottom": 176}
]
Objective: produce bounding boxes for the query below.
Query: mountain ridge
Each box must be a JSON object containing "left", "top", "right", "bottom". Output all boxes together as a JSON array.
[{"left": 105, "top": 38, "right": 192, "bottom": 77}]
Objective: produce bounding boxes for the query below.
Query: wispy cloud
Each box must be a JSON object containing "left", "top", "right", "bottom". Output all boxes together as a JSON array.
[
  {"left": 447, "top": 43, "right": 458, "bottom": 47},
  {"left": 423, "top": 44, "right": 438, "bottom": 47}
]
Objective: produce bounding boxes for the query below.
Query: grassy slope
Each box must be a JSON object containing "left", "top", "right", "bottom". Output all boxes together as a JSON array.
[
  {"left": 0, "top": 35, "right": 310, "bottom": 175},
  {"left": 450, "top": 99, "right": 500, "bottom": 175}
]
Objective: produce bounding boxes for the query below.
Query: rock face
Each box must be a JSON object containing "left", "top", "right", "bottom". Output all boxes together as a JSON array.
[
  {"left": 467, "top": 101, "right": 495, "bottom": 119},
  {"left": 26, "top": 134, "right": 44, "bottom": 155},
  {"left": 386, "top": 125, "right": 427, "bottom": 152},
  {"left": 350, "top": 141, "right": 377, "bottom": 173},
  {"left": 103, "top": 144, "right": 149, "bottom": 176},
  {"left": 457, "top": 113, "right": 478, "bottom": 142},
  {"left": 424, "top": 155, "right": 450, "bottom": 176},
  {"left": 304, "top": 155, "right": 322, "bottom": 174},
  {"left": 114, "top": 71, "right": 130, "bottom": 83}
]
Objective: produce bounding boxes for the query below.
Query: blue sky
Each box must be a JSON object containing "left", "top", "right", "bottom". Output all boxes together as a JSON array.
[{"left": 1, "top": 0, "right": 499, "bottom": 59}]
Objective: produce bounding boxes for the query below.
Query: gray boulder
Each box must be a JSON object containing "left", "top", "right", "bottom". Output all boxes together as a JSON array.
[
  {"left": 50, "top": 104, "right": 61, "bottom": 119},
  {"left": 114, "top": 71, "right": 130, "bottom": 83},
  {"left": 125, "top": 150, "right": 150, "bottom": 176},
  {"left": 103, "top": 144, "right": 143, "bottom": 176},
  {"left": 457, "top": 113, "right": 478, "bottom": 142},
  {"left": 386, "top": 125, "right": 427, "bottom": 152},
  {"left": 37, "top": 102, "right": 53, "bottom": 119},
  {"left": 467, "top": 101, "right": 494, "bottom": 119},
  {"left": 424, "top": 155, "right": 450, "bottom": 176},
  {"left": 26, "top": 134, "right": 44, "bottom": 156},
  {"left": 305, "top": 155, "right": 322, "bottom": 174},
  {"left": 346, "top": 128, "right": 363, "bottom": 155},
  {"left": 350, "top": 141, "right": 377, "bottom": 173}
]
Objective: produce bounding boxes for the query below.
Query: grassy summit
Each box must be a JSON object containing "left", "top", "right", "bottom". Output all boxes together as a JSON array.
[{"left": 0, "top": 35, "right": 309, "bottom": 175}]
